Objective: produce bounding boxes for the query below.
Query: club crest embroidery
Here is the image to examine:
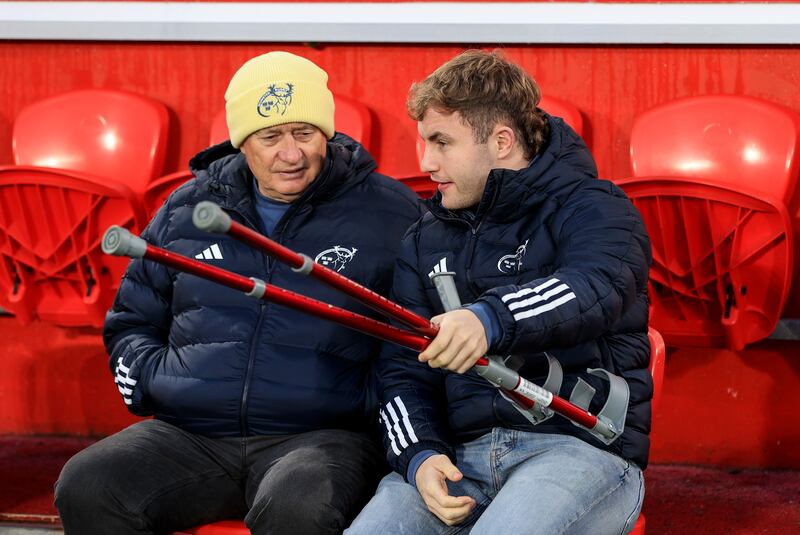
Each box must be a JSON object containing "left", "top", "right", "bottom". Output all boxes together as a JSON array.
[
  {"left": 257, "top": 83, "right": 294, "bottom": 117},
  {"left": 497, "top": 239, "right": 530, "bottom": 274},
  {"left": 315, "top": 246, "right": 358, "bottom": 273}
]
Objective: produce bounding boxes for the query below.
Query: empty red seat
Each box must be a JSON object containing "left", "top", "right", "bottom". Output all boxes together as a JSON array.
[
  {"left": 12, "top": 89, "right": 170, "bottom": 196},
  {"left": 648, "top": 327, "right": 666, "bottom": 413},
  {"left": 617, "top": 176, "right": 793, "bottom": 350},
  {"left": 539, "top": 95, "right": 584, "bottom": 138},
  {"left": 0, "top": 169, "right": 144, "bottom": 327},
  {"left": 0, "top": 89, "right": 163, "bottom": 327},
  {"left": 209, "top": 109, "right": 229, "bottom": 146},
  {"left": 333, "top": 93, "right": 373, "bottom": 153},
  {"left": 629, "top": 95, "right": 800, "bottom": 204},
  {"left": 621, "top": 95, "right": 800, "bottom": 348}
]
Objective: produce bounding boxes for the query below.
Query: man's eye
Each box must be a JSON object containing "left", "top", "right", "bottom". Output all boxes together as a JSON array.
[{"left": 295, "top": 131, "right": 314, "bottom": 139}]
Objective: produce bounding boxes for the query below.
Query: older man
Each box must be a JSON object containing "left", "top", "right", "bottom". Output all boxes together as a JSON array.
[{"left": 55, "top": 51, "right": 422, "bottom": 535}]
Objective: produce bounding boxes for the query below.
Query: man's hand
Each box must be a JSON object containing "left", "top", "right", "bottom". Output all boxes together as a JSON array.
[
  {"left": 415, "top": 454, "right": 476, "bottom": 526},
  {"left": 418, "top": 309, "right": 488, "bottom": 374}
]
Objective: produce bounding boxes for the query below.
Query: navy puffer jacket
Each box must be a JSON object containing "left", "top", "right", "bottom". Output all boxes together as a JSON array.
[
  {"left": 104, "top": 135, "right": 423, "bottom": 437},
  {"left": 377, "top": 116, "right": 653, "bottom": 476}
]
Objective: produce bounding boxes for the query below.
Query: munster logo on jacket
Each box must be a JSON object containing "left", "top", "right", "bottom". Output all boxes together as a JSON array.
[
  {"left": 315, "top": 246, "right": 358, "bottom": 272},
  {"left": 497, "top": 239, "right": 529, "bottom": 274}
]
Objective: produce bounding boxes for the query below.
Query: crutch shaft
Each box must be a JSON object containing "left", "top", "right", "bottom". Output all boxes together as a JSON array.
[
  {"left": 102, "top": 226, "right": 431, "bottom": 352},
  {"left": 193, "top": 201, "right": 437, "bottom": 337}
]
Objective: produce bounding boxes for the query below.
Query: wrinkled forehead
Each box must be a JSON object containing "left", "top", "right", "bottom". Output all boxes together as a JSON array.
[{"left": 254, "top": 122, "right": 321, "bottom": 136}]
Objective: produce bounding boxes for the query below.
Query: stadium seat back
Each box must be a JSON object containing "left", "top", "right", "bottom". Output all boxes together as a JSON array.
[
  {"left": 630, "top": 95, "right": 800, "bottom": 203},
  {"left": 333, "top": 94, "right": 373, "bottom": 151},
  {"left": 209, "top": 109, "right": 229, "bottom": 146},
  {"left": 13, "top": 89, "right": 170, "bottom": 194}
]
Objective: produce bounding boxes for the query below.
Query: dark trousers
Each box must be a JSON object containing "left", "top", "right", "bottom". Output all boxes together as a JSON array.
[{"left": 54, "top": 419, "right": 386, "bottom": 535}]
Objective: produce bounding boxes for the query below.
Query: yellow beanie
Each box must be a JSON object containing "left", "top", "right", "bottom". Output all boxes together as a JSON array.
[{"left": 225, "top": 51, "right": 335, "bottom": 148}]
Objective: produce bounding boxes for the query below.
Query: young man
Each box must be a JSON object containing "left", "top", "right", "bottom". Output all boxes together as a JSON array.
[
  {"left": 347, "top": 50, "right": 652, "bottom": 534},
  {"left": 55, "top": 51, "right": 423, "bottom": 535}
]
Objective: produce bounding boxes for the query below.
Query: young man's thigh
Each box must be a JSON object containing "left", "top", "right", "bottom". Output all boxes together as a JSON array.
[
  {"left": 472, "top": 433, "right": 643, "bottom": 535},
  {"left": 345, "top": 471, "right": 489, "bottom": 535}
]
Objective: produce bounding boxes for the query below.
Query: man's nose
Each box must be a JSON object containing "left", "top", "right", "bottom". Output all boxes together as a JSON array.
[
  {"left": 420, "top": 145, "right": 438, "bottom": 174},
  {"left": 278, "top": 137, "right": 303, "bottom": 164}
]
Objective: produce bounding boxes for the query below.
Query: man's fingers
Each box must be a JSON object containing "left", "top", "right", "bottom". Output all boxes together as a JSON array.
[
  {"left": 428, "top": 499, "right": 475, "bottom": 526},
  {"left": 426, "top": 340, "right": 464, "bottom": 368},
  {"left": 444, "top": 465, "right": 463, "bottom": 482},
  {"left": 418, "top": 328, "right": 452, "bottom": 363}
]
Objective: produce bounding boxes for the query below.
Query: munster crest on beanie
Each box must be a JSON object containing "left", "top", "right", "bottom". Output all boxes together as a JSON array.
[{"left": 225, "top": 51, "right": 335, "bottom": 147}]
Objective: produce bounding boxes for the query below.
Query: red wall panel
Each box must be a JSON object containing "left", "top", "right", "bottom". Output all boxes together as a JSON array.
[
  {"left": 2, "top": 42, "right": 800, "bottom": 181},
  {"left": 5, "top": 43, "right": 800, "bottom": 314}
]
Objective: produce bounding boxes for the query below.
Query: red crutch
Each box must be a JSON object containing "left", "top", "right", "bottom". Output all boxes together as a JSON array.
[{"left": 102, "top": 214, "right": 627, "bottom": 444}]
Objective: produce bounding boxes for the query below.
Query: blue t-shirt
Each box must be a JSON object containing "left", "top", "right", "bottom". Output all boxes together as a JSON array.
[{"left": 253, "top": 180, "right": 291, "bottom": 235}]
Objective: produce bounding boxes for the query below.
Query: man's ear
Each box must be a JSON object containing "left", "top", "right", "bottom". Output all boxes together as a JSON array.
[{"left": 493, "top": 125, "right": 517, "bottom": 160}]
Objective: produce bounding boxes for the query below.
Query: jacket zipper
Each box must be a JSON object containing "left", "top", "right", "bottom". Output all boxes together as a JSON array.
[
  {"left": 464, "top": 222, "right": 484, "bottom": 298},
  {"left": 433, "top": 212, "right": 484, "bottom": 300},
  {"left": 238, "top": 202, "right": 306, "bottom": 436}
]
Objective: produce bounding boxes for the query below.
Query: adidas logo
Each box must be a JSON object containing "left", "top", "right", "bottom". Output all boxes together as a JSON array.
[
  {"left": 195, "top": 243, "right": 223, "bottom": 260},
  {"left": 428, "top": 257, "right": 449, "bottom": 279}
]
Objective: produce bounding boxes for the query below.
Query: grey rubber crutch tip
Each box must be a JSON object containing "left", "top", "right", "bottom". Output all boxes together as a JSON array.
[
  {"left": 102, "top": 225, "right": 147, "bottom": 258},
  {"left": 193, "top": 201, "right": 231, "bottom": 233}
]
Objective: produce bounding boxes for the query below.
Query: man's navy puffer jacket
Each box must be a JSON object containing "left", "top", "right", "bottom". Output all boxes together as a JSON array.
[
  {"left": 104, "top": 134, "right": 423, "bottom": 437},
  {"left": 377, "top": 116, "right": 653, "bottom": 476}
]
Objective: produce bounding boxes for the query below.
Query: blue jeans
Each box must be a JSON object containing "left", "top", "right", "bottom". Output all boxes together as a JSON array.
[{"left": 346, "top": 429, "right": 643, "bottom": 535}]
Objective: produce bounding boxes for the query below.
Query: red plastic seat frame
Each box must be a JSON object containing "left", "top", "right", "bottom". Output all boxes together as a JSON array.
[
  {"left": 0, "top": 167, "right": 145, "bottom": 327},
  {"left": 618, "top": 176, "right": 793, "bottom": 350}
]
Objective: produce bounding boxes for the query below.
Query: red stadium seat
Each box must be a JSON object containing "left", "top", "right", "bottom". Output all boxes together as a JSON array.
[
  {"left": 629, "top": 95, "right": 800, "bottom": 204},
  {"left": 617, "top": 176, "right": 793, "bottom": 350},
  {"left": 209, "top": 109, "right": 229, "bottom": 146},
  {"left": 539, "top": 95, "right": 584, "bottom": 138},
  {"left": 144, "top": 110, "right": 227, "bottom": 217},
  {"left": 333, "top": 93, "right": 373, "bottom": 153},
  {"left": 0, "top": 89, "right": 163, "bottom": 326},
  {"left": 405, "top": 95, "right": 585, "bottom": 199},
  {"left": 12, "top": 89, "right": 170, "bottom": 196},
  {"left": 648, "top": 327, "right": 666, "bottom": 413},
  {"left": 0, "top": 168, "right": 145, "bottom": 327},
  {"left": 628, "top": 327, "right": 666, "bottom": 535},
  {"left": 624, "top": 95, "right": 800, "bottom": 347},
  {"left": 174, "top": 520, "right": 249, "bottom": 534}
]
